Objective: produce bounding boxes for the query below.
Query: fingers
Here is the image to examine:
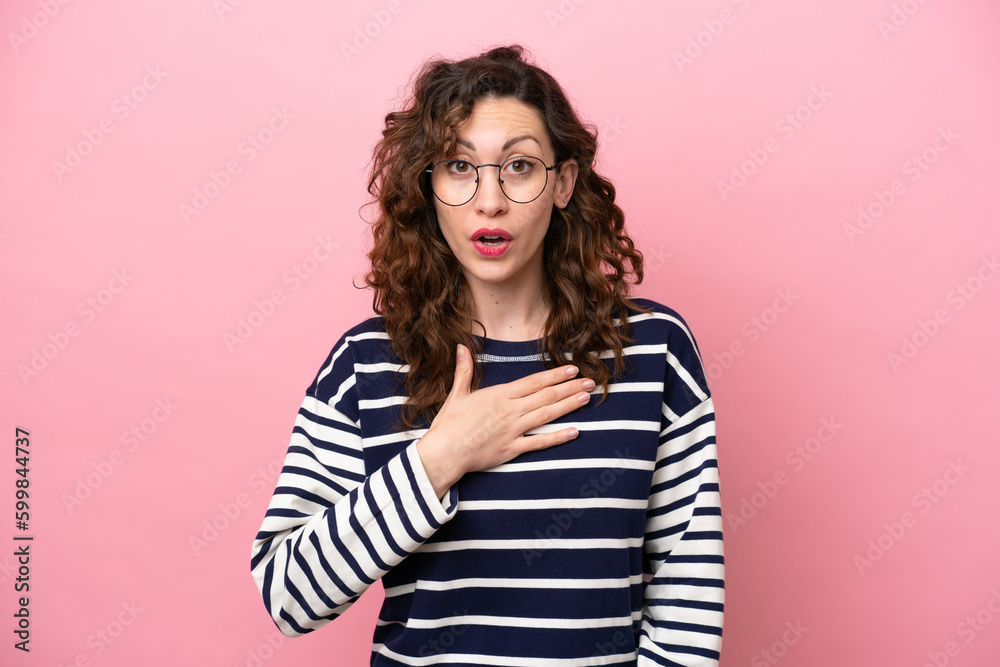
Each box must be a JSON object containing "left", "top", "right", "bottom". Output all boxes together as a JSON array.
[
  {"left": 429, "top": 349, "right": 592, "bottom": 478},
  {"left": 517, "top": 374, "right": 595, "bottom": 418},
  {"left": 450, "top": 344, "right": 474, "bottom": 397},
  {"left": 522, "top": 385, "right": 592, "bottom": 431},
  {"left": 513, "top": 426, "right": 580, "bottom": 454},
  {"left": 509, "top": 363, "right": 583, "bottom": 399}
]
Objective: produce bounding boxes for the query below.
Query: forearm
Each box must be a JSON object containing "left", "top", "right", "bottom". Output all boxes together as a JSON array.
[
  {"left": 252, "top": 441, "right": 458, "bottom": 636},
  {"left": 640, "top": 398, "right": 724, "bottom": 664}
]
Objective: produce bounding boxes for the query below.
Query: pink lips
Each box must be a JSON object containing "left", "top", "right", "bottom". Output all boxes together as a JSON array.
[{"left": 470, "top": 228, "right": 512, "bottom": 257}]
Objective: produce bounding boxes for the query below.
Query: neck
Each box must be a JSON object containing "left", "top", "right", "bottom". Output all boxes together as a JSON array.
[{"left": 465, "top": 277, "right": 550, "bottom": 342}]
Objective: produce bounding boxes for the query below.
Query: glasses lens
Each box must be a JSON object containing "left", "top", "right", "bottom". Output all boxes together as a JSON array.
[
  {"left": 430, "top": 159, "right": 478, "bottom": 206},
  {"left": 500, "top": 155, "right": 548, "bottom": 204},
  {"left": 499, "top": 156, "right": 547, "bottom": 203}
]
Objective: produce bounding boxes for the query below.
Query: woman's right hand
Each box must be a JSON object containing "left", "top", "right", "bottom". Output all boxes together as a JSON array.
[{"left": 415, "top": 344, "right": 595, "bottom": 498}]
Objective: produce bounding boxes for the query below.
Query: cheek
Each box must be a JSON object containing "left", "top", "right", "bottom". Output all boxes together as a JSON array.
[
  {"left": 524, "top": 203, "right": 555, "bottom": 237},
  {"left": 432, "top": 205, "right": 455, "bottom": 238},
  {"left": 433, "top": 209, "right": 468, "bottom": 257}
]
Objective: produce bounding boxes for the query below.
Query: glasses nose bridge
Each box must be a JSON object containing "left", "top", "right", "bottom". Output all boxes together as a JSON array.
[
  {"left": 475, "top": 162, "right": 506, "bottom": 185},
  {"left": 472, "top": 162, "right": 507, "bottom": 202}
]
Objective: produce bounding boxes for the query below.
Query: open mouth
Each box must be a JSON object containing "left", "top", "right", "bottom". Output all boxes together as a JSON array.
[
  {"left": 470, "top": 228, "right": 512, "bottom": 257},
  {"left": 471, "top": 228, "right": 512, "bottom": 243}
]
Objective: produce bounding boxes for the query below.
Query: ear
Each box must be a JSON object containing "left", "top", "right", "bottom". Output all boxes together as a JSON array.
[{"left": 553, "top": 158, "right": 579, "bottom": 209}]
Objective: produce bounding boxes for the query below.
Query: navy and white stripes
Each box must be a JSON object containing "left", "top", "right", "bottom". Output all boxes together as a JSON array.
[{"left": 250, "top": 298, "right": 724, "bottom": 665}]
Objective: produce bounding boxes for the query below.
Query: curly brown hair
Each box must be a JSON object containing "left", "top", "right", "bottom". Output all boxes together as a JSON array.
[{"left": 363, "top": 44, "right": 646, "bottom": 429}]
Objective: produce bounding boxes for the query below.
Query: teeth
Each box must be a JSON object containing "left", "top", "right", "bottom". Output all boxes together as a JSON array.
[{"left": 480, "top": 236, "right": 504, "bottom": 245}]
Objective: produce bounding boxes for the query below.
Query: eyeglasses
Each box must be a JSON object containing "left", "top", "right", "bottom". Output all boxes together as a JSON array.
[{"left": 425, "top": 155, "right": 562, "bottom": 206}]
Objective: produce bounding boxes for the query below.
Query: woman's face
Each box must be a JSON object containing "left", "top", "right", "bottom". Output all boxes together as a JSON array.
[{"left": 433, "top": 96, "right": 577, "bottom": 299}]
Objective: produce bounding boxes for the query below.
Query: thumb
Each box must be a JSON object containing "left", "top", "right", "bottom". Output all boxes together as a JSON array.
[{"left": 450, "top": 344, "right": 473, "bottom": 397}]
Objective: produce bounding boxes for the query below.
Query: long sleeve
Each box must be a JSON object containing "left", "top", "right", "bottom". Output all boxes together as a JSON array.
[
  {"left": 249, "top": 332, "right": 459, "bottom": 637},
  {"left": 638, "top": 316, "right": 725, "bottom": 665}
]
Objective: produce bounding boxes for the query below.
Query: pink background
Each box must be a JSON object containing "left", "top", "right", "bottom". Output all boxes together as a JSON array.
[{"left": 3, "top": 1, "right": 999, "bottom": 665}]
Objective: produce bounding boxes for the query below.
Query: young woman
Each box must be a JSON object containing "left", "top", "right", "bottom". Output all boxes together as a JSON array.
[{"left": 251, "top": 45, "right": 724, "bottom": 666}]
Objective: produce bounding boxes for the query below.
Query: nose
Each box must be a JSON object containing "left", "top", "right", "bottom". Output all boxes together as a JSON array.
[{"left": 473, "top": 165, "right": 508, "bottom": 216}]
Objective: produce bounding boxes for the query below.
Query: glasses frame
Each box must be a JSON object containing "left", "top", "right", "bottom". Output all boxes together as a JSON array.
[{"left": 425, "top": 155, "right": 563, "bottom": 206}]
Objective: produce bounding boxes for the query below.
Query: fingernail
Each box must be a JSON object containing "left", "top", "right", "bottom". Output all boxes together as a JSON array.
[
  {"left": 577, "top": 392, "right": 590, "bottom": 403},
  {"left": 581, "top": 379, "right": 595, "bottom": 390},
  {"left": 457, "top": 344, "right": 466, "bottom": 360},
  {"left": 565, "top": 365, "right": 579, "bottom": 376},
  {"left": 568, "top": 428, "right": 579, "bottom": 438}
]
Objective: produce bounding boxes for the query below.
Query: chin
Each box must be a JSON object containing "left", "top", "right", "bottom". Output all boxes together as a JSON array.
[{"left": 468, "top": 267, "right": 516, "bottom": 285}]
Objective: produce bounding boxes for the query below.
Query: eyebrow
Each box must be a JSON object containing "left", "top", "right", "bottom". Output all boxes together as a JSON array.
[{"left": 455, "top": 134, "right": 542, "bottom": 152}]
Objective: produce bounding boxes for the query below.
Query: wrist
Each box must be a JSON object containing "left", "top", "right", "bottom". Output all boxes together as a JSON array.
[{"left": 415, "top": 431, "right": 464, "bottom": 499}]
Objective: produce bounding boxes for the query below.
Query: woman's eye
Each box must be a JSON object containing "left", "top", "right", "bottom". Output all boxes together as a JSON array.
[
  {"left": 506, "top": 158, "right": 535, "bottom": 174},
  {"left": 448, "top": 160, "right": 471, "bottom": 173}
]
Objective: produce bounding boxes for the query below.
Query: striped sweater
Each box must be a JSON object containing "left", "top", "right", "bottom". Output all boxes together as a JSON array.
[{"left": 250, "top": 298, "right": 724, "bottom": 665}]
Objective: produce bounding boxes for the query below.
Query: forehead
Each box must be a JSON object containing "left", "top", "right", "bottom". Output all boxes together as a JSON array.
[{"left": 455, "top": 97, "right": 550, "bottom": 153}]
